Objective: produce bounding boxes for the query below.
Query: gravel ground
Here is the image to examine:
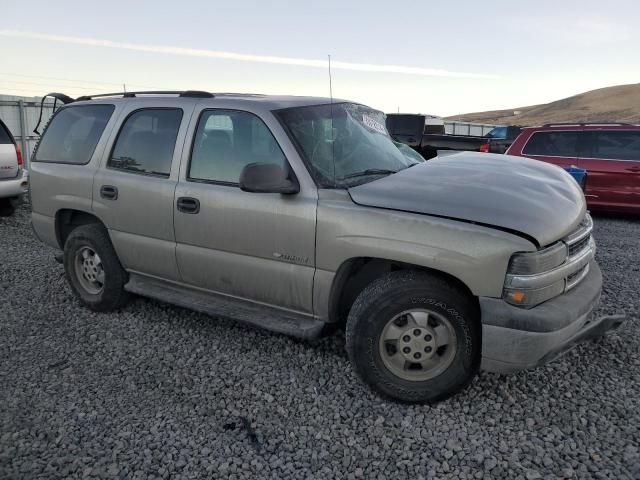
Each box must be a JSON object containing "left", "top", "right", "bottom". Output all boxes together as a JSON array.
[{"left": 1, "top": 203, "right": 639, "bottom": 480}]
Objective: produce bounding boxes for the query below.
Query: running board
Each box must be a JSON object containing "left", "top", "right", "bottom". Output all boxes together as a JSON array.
[{"left": 125, "top": 273, "right": 326, "bottom": 340}]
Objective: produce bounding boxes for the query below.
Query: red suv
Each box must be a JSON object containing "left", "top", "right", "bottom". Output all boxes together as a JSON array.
[{"left": 506, "top": 124, "right": 640, "bottom": 214}]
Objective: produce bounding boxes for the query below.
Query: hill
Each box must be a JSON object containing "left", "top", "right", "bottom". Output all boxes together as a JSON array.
[{"left": 446, "top": 83, "right": 640, "bottom": 126}]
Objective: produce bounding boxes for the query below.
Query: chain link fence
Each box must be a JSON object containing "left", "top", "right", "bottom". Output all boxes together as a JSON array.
[{"left": 0, "top": 95, "right": 58, "bottom": 168}]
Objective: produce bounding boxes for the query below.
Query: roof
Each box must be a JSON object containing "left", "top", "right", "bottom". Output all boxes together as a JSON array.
[
  {"left": 69, "top": 91, "right": 351, "bottom": 111},
  {"left": 522, "top": 123, "right": 640, "bottom": 132}
]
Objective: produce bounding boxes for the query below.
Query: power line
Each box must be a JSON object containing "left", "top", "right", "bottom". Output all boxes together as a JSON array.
[
  {"left": 0, "top": 72, "right": 165, "bottom": 90},
  {"left": 0, "top": 79, "right": 107, "bottom": 91}
]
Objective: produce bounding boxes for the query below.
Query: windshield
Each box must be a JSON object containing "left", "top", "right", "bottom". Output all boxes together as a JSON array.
[{"left": 277, "top": 103, "right": 421, "bottom": 187}]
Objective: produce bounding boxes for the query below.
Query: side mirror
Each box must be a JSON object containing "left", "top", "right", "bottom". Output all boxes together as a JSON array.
[{"left": 239, "top": 163, "right": 300, "bottom": 194}]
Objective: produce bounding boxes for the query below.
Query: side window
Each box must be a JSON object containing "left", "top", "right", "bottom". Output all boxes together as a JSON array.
[
  {"left": 34, "top": 105, "right": 114, "bottom": 164},
  {"left": 189, "top": 110, "right": 286, "bottom": 184},
  {"left": 591, "top": 131, "right": 640, "bottom": 161},
  {"left": 108, "top": 109, "right": 183, "bottom": 176},
  {"left": 0, "top": 121, "right": 13, "bottom": 144},
  {"left": 522, "top": 131, "right": 580, "bottom": 156}
]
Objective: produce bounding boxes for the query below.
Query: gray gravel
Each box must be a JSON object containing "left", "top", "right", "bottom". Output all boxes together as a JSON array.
[{"left": 1, "top": 203, "right": 639, "bottom": 479}]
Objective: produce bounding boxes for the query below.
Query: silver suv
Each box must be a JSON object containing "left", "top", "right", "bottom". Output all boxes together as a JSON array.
[{"left": 30, "top": 91, "right": 623, "bottom": 403}]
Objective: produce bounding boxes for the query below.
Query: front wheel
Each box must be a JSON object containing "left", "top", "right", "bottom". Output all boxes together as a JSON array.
[{"left": 346, "top": 271, "right": 481, "bottom": 403}]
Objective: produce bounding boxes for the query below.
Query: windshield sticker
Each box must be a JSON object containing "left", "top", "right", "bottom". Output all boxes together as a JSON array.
[{"left": 362, "top": 114, "right": 387, "bottom": 135}]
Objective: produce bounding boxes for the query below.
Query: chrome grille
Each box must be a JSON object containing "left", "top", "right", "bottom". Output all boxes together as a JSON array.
[
  {"left": 564, "top": 213, "right": 593, "bottom": 260},
  {"left": 568, "top": 235, "right": 590, "bottom": 258},
  {"left": 562, "top": 213, "right": 594, "bottom": 290}
]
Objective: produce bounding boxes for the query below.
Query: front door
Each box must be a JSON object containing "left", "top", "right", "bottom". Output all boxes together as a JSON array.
[
  {"left": 579, "top": 129, "right": 640, "bottom": 212},
  {"left": 93, "top": 102, "right": 193, "bottom": 281},
  {"left": 173, "top": 108, "right": 316, "bottom": 313}
]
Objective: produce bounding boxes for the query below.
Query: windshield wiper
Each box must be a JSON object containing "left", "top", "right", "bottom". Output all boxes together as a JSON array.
[{"left": 340, "top": 169, "right": 399, "bottom": 180}]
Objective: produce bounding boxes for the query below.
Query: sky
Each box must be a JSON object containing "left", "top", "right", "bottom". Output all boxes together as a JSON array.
[{"left": 1, "top": 0, "right": 639, "bottom": 117}]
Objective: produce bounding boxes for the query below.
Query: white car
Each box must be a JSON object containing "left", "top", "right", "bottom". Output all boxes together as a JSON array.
[{"left": 0, "top": 118, "right": 28, "bottom": 216}]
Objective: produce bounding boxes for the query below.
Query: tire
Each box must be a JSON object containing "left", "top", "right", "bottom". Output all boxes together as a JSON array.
[
  {"left": 63, "top": 224, "right": 130, "bottom": 312},
  {"left": 346, "top": 270, "right": 481, "bottom": 403},
  {"left": 0, "top": 198, "right": 16, "bottom": 217}
]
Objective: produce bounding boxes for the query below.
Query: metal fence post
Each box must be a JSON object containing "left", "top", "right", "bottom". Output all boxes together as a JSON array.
[{"left": 18, "top": 100, "right": 28, "bottom": 169}]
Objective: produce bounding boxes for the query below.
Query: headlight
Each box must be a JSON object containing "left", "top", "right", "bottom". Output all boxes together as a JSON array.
[{"left": 506, "top": 242, "right": 567, "bottom": 275}]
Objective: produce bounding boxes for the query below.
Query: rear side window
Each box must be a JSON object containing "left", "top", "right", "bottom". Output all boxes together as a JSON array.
[
  {"left": 522, "top": 131, "right": 580, "bottom": 157},
  {"left": 385, "top": 115, "right": 424, "bottom": 136},
  {"left": 0, "top": 121, "right": 13, "bottom": 144},
  {"left": 188, "top": 110, "right": 286, "bottom": 184},
  {"left": 108, "top": 109, "right": 183, "bottom": 177},
  {"left": 34, "top": 105, "right": 114, "bottom": 164},
  {"left": 590, "top": 131, "right": 640, "bottom": 161}
]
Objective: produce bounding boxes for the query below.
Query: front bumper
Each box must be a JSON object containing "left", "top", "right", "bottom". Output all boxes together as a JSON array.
[
  {"left": 480, "top": 261, "right": 624, "bottom": 373},
  {"left": 0, "top": 169, "right": 29, "bottom": 199}
]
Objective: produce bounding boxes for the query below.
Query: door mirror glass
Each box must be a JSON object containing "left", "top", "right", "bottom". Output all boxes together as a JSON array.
[{"left": 239, "top": 163, "right": 299, "bottom": 194}]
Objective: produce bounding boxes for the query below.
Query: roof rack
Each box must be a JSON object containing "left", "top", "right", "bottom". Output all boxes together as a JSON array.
[
  {"left": 75, "top": 90, "right": 214, "bottom": 101},
  {"left": 542, "top": 122, "right": 633, "bottom": 127}
]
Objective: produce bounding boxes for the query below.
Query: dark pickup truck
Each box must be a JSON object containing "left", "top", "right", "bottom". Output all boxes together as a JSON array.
[
  {"left": 386, "top": 114, "right": 486, "bottom": 159},
  {"left": 479, "top": 126, "right": 523, "bottom": 154},
  {"left": 386, "top": 114, "right": 521, "bottom": 159}
]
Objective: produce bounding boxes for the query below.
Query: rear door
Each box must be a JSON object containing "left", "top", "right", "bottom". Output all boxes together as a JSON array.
[
  {"left": 0, "top": 120, "right": 18, "bottom": 179},
  {"left": 579, "top": 129, "right": 640, "bottom": 211},
  {"left": 519, "top": 130, "right": 581, "bottom": 169},
  {"left": 93, "top": 101, "right": 194, "bottom": 281}
]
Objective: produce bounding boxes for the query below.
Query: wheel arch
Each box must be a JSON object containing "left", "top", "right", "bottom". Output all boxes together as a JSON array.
[
  {"left": 55, "top": 208, "right": 108, "bottom": 249},
  {"left": 327, "top": 256, "right": 479, "bottom": 326}
]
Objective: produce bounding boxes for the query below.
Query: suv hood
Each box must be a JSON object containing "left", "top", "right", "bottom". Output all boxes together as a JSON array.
[{"left": 348, "top": 152, "right": 586, "bottom": 246}]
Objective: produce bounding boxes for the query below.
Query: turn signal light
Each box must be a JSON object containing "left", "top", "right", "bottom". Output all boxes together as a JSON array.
[{"left": 508, "top": 290, "right": 525, "bottom": 303}]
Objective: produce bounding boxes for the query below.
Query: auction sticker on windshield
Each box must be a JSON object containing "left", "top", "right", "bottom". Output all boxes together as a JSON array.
[{"left": 362, "top": 114, "right": 387, "bottom": 135}]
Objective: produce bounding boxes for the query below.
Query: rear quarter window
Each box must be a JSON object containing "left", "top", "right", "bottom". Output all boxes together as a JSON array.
[
  {"left": 0, "top": 121, "right": 13, "bottom": 144},
  {"left": 34, "top": 105, "right": 115, "bottom": 164},
  {"left": 522, "top": 131, "right": 580, "bottom": 156}
]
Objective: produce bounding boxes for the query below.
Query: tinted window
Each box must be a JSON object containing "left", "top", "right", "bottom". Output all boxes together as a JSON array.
[
  {"left": 385, "top": 115, "right": 424, "bottom": 136},
  {"left": 189, "top": 110, "right": 286, "bottom": 184},
  {"left": 34, "top": 105, "right": 114, "bottom": 164},
  {"left": 591, "top": 131, "right": 640, "bottom": 161},
  {"left": 0, "top": 121, "right": 13, "bottom": 144},
  {"left": 522, "top": 131, "right": 580, "bottom": 156},
  {"left": 109, "top": 109, "right": 182, "bottom": 176}
]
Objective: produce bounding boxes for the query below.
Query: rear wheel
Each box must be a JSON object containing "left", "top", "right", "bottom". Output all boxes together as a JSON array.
[
  {"left": 63, "top": 224, "right": 130, "bottom": 311},
  {"left": 346, "top": 271, "right": 480, "bottom": 403},
  {"left": 0, "top": 198, "right": 16, "bottom": 217}
]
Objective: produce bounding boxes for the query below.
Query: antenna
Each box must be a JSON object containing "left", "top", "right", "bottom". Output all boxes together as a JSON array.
[
  {"left": 328, "top": 54, "right": 336, "bottom": 187},
  {"left": 328, "top": 55, "right": 333, "bottom": 101},
  {"left": 123, "top": 83, "right": 127, "bottom": 93}
]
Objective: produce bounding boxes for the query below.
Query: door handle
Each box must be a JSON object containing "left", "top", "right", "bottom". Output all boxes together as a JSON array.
[
  {"left": 626, "top": 166, "right": 640, "bottom": 172},
  {"left": 100, "top": 185, "right": 118, "bottom": 200},
  {"left": 176, "top": 197, "right": 200, "bottom": 214}
]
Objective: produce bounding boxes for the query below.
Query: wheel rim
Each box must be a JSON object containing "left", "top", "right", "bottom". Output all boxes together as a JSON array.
[
  {"left": 74, "top": 246, "right": 105, "bottom": 295},
  {"left": 378, "top": 309, "right": 457, "bottom": 381}
]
